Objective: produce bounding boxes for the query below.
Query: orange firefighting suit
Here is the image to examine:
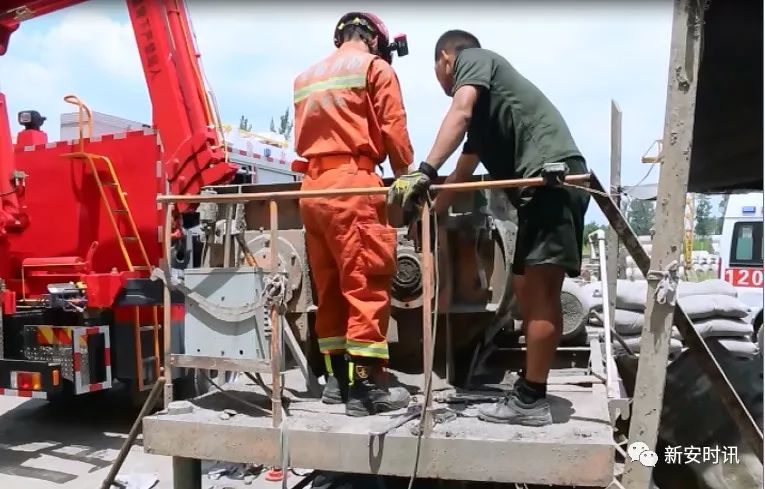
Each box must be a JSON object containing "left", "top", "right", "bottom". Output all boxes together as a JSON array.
[{"left": 293, "top": 43, "right": 414, "bottom": 361}]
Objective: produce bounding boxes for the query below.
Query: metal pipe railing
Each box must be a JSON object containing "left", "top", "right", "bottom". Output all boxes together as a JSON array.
[
  {"left": 589, "top": 229, "right": 618, "bottom": 399},
  {"left": 156, "top": 174, "right": 592, "bottom": 204},
  {"left": 158, "top": 173, "right": 593, "bottom": 428}
]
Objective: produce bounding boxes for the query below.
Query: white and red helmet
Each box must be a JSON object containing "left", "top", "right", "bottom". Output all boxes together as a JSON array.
[{"left": 334, "top": 12, "right": 404, "bottom": 64}]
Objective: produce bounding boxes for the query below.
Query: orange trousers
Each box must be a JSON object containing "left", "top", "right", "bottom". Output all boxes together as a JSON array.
[{"left": 299, "top": 159, "right": 396, "bottom": 361}]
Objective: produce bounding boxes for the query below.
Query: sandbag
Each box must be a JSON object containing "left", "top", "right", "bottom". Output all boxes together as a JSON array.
[
  {"left": 583, "top": 279, "right": 647, "bottom": 312},
  {"left": 758, "top": 327, "right": 764, "bottom": 354},
  {"left": 716, "top": 338, "right": 759, "bottom": 358},
  {"left": 590, "top": 309, "right": 644, "bottom": 334},
  {"left": 612, "top": 328, "right": 683, "bottom": 341},
  {"left": 677, "top": 279, "right": 738, "bottom": 298},
  {"left": 581, "top": 282, "right": 601, "bottom": 312},
  {"left": 614, "top": 336, "right": 683, "bottom": 356},
  {"left": 584, "top": 279, "right": 742, "bottom": 314},
  {"left": 690, "top": 317, "right": 754, "bottom": 338},
  {"left": 678, "top": 295, "right": 751, "bottom": 321},
  {"left": 595, "top": 324, "right": 683, "bottom": 343},
  {"left": 592, "top": 313, "right": 754, "bottom": 339}
]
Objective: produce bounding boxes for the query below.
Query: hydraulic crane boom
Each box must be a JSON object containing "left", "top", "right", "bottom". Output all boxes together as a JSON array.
[{"left": 0, "top": 0, "right": 238, "bottom": 216}]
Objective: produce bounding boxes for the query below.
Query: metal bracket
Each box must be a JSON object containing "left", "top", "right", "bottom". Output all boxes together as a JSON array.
[
  {"left": 150, "top": 268, "right": 262, "bottom": 322},
  {"left": 541, "top": 162, "right": 569, "bottom": 186}
]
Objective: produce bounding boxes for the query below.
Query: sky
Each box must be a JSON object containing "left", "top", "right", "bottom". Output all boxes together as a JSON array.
[{"left": 0, "top": 0, "right": 676, "bottom": 224}]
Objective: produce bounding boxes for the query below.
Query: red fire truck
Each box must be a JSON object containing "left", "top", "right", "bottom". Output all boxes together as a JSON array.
[{"left": 0, "top": 0, "right": 240, "bottom": 401}]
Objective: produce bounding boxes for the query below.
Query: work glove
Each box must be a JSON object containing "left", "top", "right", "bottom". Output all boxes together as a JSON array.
[{"left": 387, "top": 162, "right": 438, "bottom": 224}]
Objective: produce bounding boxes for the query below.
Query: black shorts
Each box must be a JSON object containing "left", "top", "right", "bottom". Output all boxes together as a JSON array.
[{"left": 510, "top": 157, "right": 590, "bottom": 278}]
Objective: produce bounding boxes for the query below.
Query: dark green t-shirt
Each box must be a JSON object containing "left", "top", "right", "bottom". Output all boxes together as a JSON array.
[{"left": 453, "top": 48, "right": 584, "bottom": 179}]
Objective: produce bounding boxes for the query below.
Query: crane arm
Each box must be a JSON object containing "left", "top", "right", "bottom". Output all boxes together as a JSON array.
[
  {"left": 126, "top": 0, "right": 237, "bottom": 211},
  {"left": 1, "top": 0, "right": 238, "bottom": 215}
]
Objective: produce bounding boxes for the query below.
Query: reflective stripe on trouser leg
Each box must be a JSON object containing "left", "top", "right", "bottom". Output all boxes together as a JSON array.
[
  {"left": 317, "top": 336, "right": 346, "bottom": 354},
  {"left": 346, "top": 339, "right": 389, "bottom": 360}
]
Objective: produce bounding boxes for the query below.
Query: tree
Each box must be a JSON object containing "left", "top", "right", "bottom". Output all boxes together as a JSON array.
[
  {"left": 627, "top": 199, "right": 655, "bottom": 236},
  {"left": 715, "top": 195, "right": 729, "bottom": 234},
  {"left": 239, "top": 115, "right": 252, "bottom": 132},
  {"left": 270, "top": 106, "right": 294, "bottom": 141},
  {"left": 582, "top": 221, "right": 607, "bottom": 246},
  {"left": 695, "top": 195, "right": 714, "bottom": 237}
]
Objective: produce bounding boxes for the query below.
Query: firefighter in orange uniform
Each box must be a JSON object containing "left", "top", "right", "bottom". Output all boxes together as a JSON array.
[{"left": 292, "top": 12, "right": 413, "bottom": 416}]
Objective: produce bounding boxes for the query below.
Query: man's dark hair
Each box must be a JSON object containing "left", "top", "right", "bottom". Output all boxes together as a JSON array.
[{"left": 434, "top": 30, "right": 481, "bottom": 62}]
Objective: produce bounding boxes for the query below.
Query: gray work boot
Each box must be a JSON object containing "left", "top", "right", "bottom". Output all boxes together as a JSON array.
[
  {"left": 477, "top": 389, "right": 553, "bottom": 427},
  {"left": 321, "top": 354, "right": 348, "bottom": 405},
  {"left": 345, "top": 361, "right": 411, "bottom": 417}
]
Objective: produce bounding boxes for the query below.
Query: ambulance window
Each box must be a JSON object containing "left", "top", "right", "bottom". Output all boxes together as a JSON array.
[{"left": 730, "top": 221, "right": 763, "bottom": 266}]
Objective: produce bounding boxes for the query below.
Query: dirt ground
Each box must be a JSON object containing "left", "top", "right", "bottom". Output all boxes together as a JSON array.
[{"left": 0, "top": 390, "right": 305, "bottom": 489}]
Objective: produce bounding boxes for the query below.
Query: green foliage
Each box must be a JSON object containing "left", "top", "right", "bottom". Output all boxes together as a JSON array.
[
  {"left": 582, "top": 221, "right": 607, "bottom": 246},
  {"left": 271, "top": 106, "right": 293, "bottom": 140},
  {"left": 695, "top": 194, "right": 715, "bottom": 237},
  {"left": 627, "top": 199, "right": 655, "bottom": 236},
  {"left": 239, "top": 115, "right": 252, "bottom": 131}
]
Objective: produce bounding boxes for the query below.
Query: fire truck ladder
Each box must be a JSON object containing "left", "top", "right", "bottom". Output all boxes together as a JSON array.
[{"left": 61, "top": 95, "right": 161, "bottom": 392}]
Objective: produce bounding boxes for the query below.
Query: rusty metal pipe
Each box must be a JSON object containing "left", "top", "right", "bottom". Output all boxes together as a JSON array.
[
  {"left": 269, "top": 200, "right": 283, "bottom": 428},
  {"left": 421, "top": 201, "right": 434, "bottom": 437},
  {"left": 156, "top": 174, "right": 592, "bottom": 204},
  {"left": 162, "top": 202, "right": 174, "bottom": 407},
  {"left": 99, "top": 377, "right": 166, "bottom": 489}
]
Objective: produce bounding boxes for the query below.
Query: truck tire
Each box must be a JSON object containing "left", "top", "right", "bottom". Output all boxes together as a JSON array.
[
  {"left": 169, "top": 369, "right": 239, "bottom": 400},
  {"left": 192, "top": 369, "right": 238, "bottom": 397},
  {"left": 753, "top": 310, "right": 763, "bottom": 341}
]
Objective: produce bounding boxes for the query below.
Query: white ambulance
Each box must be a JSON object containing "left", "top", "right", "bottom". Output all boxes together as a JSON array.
[{"left": 718, "top": 192, "right": 764, "bottom": 334}]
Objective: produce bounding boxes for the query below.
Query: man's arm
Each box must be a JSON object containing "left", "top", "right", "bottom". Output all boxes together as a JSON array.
[
  {"left": 387, "top": 49, "right": 489, "bottom": 215},
  {"left": 423, "top": 49, "right": 491, "bottom": 173},
  {"left": 424, "top": 85, "right": 480, "bottom": 172},
  {"left": 433, "top": 152, "right": 480, "bottom": 215},
  {"left": 368, "top": 59, "right": 414, "bottom": 176}
]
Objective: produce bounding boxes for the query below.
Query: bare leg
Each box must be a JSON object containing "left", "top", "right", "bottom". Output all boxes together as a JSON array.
[
  {"left": 478, "top": 265, "right": 563, "bottom": 426},
  {"left": 519, "top": 265, "right": 565, "bottom": 383}
]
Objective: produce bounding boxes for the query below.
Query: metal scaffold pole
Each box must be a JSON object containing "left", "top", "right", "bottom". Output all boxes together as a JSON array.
[{"left": 622, "top": 0, "right": 705, "bottom": 485}]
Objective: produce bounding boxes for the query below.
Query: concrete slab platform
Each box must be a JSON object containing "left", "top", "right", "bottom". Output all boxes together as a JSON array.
[{"left": 143, "top": 372, "right": 614, "bottom": 487}]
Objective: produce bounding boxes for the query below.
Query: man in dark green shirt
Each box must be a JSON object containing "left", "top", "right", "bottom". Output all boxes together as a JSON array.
[{"left": 388, "top": 30, "right": 590, "bottom": 427}]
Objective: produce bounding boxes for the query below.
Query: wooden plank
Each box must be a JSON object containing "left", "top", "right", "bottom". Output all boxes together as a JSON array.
[
  {"left": 170, "top": 354, "right": 271, "bottom": 373},
  {"left": 607, "top": 100, "right": 623, "bottom": 337},
  {"left": 622, "top": 0, "right": 705, "bottom": 485}
]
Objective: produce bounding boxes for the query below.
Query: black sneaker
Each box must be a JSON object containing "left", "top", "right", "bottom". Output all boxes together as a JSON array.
[
  {"left": 321, "top": 354, "right": 348, "bottom": 405},
  {"left": 345, "top": 364, "right": 411, "bottom": 417}
]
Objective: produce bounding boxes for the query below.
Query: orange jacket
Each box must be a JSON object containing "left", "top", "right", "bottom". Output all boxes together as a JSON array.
[{"left": 293, "top": 44, "right": 414, "bottom": 174}]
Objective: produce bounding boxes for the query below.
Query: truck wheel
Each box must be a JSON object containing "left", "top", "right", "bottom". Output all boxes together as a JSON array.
[
  {"left": 753, "top": 310, "right": 763, "bottom": 342},
  {"left": 192, "top": 369, "right": 238, "bottom": 397},
  {"left": 47, "top": 381, "right": 76, "bottom": 407}
]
